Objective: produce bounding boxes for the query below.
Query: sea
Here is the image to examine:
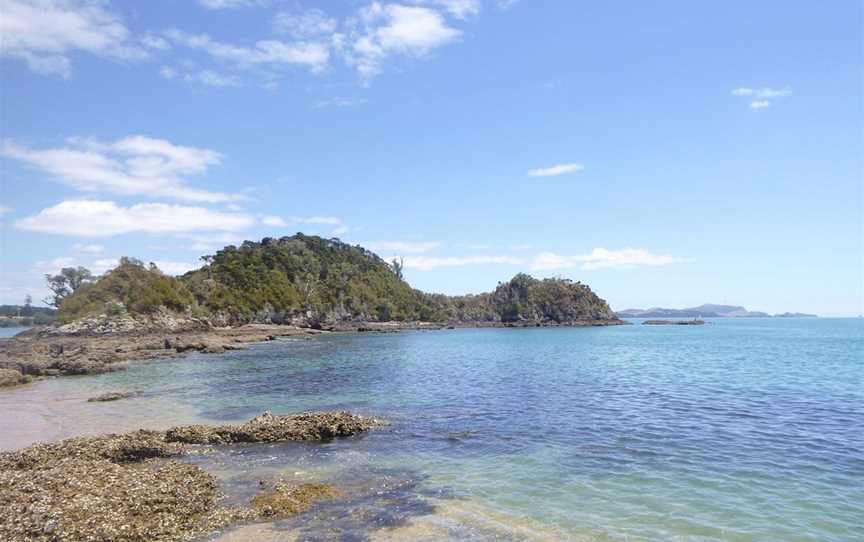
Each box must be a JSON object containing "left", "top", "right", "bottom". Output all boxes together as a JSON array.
[{"left": 0, "top": 318, "right": 861, "bottom": 541}]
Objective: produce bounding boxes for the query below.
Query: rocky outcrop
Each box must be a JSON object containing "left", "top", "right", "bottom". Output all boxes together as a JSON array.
[
  {"left": 0, "top": 411, "right": 382, "bottom": 542},
  {"left": 54, "top": 308, "right": 210, "bottom": 335},
  {"left": 0, "top": 325, "right": 318, "bottom": 384}
]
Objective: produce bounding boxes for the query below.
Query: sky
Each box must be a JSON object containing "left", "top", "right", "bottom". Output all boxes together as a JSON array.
[{"left": 0, "top": 0, "right": 862, "bottom": 316}]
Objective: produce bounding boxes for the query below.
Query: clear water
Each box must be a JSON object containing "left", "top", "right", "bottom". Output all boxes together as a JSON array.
[
  {"left": 0, "top": 326, "right": 30, "bottom": 338},
  {"left": 1, "top": 319, "right": 862, "bottom": 541}
]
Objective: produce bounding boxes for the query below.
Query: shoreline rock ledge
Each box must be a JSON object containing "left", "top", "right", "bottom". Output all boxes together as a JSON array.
[{"left": 0, "top": 411, "right": 383, "bottom": 542}]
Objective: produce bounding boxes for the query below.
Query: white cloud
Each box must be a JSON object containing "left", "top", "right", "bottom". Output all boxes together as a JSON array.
[
  {"left": 529, "top": 248, "right": 684, "bottom": 271},
  {"left": 33, "top": 256, "right": 80, "bottom": 275},
  {"left": 72, "top": 243, "right": 104, "bottom": 253},
  {"left": 331, "top": 225, "right": 351, "bottom": 236},
  {"left": 165, "top": 29, "right": 331, "bottom": 73},
  {"left": 0, "top": 204, "right": 13, "bottom": 215},
  {"left": 732, "top": 87, "right": 791, "bottom": 98},
  {"left": 411, "top": 0, "right": 481, "bottom": 19},
  {"left": 314, "top": 96, "right": 367, "bottom": 108},
  {"left": 527, "top": 163, "right": 584, "bottom": 177},
  {"left": 1, "top": 135, "right": 238, "bottom": 203},
  {"left": 347, "top": 3, "right": 462, "bottom": 78},
  {"left": 152, "top": 260, "right": 199, "bottom": 275},
  {"left": 0, "top": 0, "right": 146, "bottom": 76},
  {"left": 398, "top": 254, "right": 523, "bottom": 270},
  {"left": 365, "top": 240, "right": 441, "bottom": 253},
  {"left": 274, "top": 8, "right": 338, "bottom": 39},
  {"left": 15, "top": 200, "right": 255, "bottom": 237},
  {"left": 197, "top": 0, "right": 265, "bottom": 9},
  {"left": 496, "top": 0, "right": 520, "bottom": 9},
  {"left": 260, "top": 215, "right": 287, "bottom": 227},
  {"left": 141, "top": 34, "right": 170, "bottom": 51},
  {"left": 186, "top": 69, "right": 242, "bottom": 87},
  {"left": 732, "top": 86, "right": 791, "bottom": 110},
  {"left": 159, "top": 66, "right": 178, "bottom": 79},
  {"left": 182, "top": 232, "right": 245, "bottom": 251},
  {"left": 288, "top": 215, "right": 343, "bottom": 225}
]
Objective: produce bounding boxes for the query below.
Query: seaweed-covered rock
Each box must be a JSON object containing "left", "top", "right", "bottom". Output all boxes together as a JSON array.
[
  {"left": 0, "top": 411, "right": 380, "bottom": 542},
  {"left": 0, "top": 459, "right": 236, "bottom": 542},
  {"left": 0, "top": 430, "right": 178, "bottom": 471},
  {"left": 0, "top": 368, "right": 30, "bottom": 388},
  {"left": 251, "top": 482, "right": 341, "bottom": 518},
  {"left": 165, "top": 411, "right": 382, "bottom": 444}
]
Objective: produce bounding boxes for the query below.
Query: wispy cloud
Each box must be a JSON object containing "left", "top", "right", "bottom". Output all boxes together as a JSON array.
[
  {"left": 0, "top": 205, "right": 13, "bottom": 215},
  {"left": 527, "top": 163, "right": 584, "bottom": 177},
  {"left": 529, "top": 248, "right": 684, "bottom": 271},
  {"left": 314, "top": 96, "right": 367, "bottom": 108},
  {"left": 187, "top": 70, "right": 243, "bottom": 87},
  {"left": 365, "top": 240, "right": 441, "bottom": 253},
  {"left": 72, "top": 243, "right": 104, "bottom": 254},
  {"left": 164, "top": 29, "right": 331, "bottom": 73},
  {"left": 398, "top": 254, "right": 523, "bottom": 270},
  {"left": 15, "top": 200, "right": 255, "bottom": 237},
  {"left": 410, "top": 0, "right": 481, "bottom": 19},
  {"left": 274, "top": 8, "right": 338, "bottom": 39},
  {"left": 731, "top": 86, "right": 792, "bottom": 110},
  {"left": 1, "top": 135, "right": 237, "bottom": 203},
  {"left": 0, "top": 0, "right": 147, "bottom": 76},
  {"left": 197, "top": 0, "right": 267, "bottom": 9}
]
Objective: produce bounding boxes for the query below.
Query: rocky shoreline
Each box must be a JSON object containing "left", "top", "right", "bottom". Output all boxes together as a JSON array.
[
  {"left": 0, "top": 411, "right": 383, "bottom": 542},
  {"left": 0, "top": 319, "right": 625, "bottom": 388}
]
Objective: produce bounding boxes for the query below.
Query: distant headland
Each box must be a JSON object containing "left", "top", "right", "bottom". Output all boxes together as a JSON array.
[{"left": 616, "top": 304, "right": 817, "bottom": 319}]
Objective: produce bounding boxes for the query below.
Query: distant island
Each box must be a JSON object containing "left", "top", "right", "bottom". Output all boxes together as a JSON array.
[{"left": 616, "top": 304, "right": 817, "bottom": 319}]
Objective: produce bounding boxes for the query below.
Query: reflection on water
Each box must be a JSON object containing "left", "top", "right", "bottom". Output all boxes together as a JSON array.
[{"left": 0, "top": 320, "right": 862, "bottom": 541}]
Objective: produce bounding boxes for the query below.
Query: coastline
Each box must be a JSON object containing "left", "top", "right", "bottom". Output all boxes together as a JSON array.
[{"left": 0, "top": 318, "right": 625, "bottom": 388}]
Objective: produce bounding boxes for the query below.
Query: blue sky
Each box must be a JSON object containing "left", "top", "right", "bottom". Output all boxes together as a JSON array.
[{"left": 0, "top": 0, "right": 861, "bottom": 316}]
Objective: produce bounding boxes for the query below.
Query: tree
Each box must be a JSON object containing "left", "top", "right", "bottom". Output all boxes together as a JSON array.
[
  {"left": 44, "top": 267, "right": 93, "bottom": 307},
  {"left": 22, "top": 294, "right": 33, "bottom": 317},
  {"left": 391, "top": 257, "right": 404, "bottom": 281}
]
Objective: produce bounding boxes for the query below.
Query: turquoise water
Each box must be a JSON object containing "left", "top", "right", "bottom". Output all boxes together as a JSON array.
[{"left": 1, "top": 319, "right": 862, "bottom": 540}]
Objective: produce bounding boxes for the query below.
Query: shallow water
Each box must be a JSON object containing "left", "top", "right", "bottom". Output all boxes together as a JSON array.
[{"left": 1, "top": 319, "right": 862, "bottom": 541}]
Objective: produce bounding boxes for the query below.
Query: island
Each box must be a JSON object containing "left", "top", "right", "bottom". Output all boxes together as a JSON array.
[{"left": 0, "top": 234, "right": 624, "bottom": 386}]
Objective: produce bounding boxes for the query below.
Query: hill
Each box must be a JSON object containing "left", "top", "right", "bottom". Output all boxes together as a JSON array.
[{"left": 56, "top": 235, "right": 619, "bottom": 329}]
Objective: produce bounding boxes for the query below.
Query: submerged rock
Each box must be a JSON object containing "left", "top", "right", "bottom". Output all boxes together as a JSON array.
[
  {"left": 87, "top": 390, "right": 139, "bottom": 402},
  {"left": 251, "top": 482, "right": 341, "bottom": 518}
]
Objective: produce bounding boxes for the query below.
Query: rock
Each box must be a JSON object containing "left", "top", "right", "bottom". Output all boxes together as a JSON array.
[
  {"left": 251, "top": 482, "right": 340, "bottom": 518},
  {"left": 165, "top": 411, "right": 383, "bottom": 445},
  {"left": 0, "top": 411, "right": 376, "bottom": 542},
  {"left": 87, "top": 391, "right": 137, "bottom": 402},
  {"left": 202, "top": 344, "right": 225, "bottom": 354},
  {"left": 0, "top": 368, "right": 30, "bottom": 388}
]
